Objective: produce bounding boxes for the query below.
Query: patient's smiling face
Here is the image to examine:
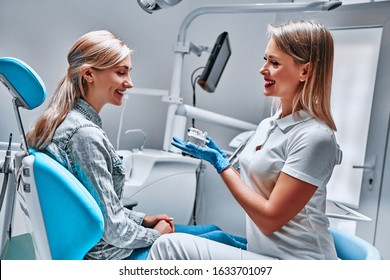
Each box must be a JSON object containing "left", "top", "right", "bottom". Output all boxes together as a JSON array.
[{"left": 84, "top": 55, "right": 133, "bottom": 112}]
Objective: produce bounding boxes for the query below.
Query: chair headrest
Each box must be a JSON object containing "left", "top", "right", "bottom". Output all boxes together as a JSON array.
[{"left": 0, "top": 57, "right": 46, "bottom": 110}]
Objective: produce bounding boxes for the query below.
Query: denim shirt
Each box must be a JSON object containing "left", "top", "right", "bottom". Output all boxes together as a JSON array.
[{"left": 46, "top": 98, "right": 161, "bottom": 260}]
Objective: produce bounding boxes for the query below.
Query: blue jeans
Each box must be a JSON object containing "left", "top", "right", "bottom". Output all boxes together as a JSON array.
[{"left": 127, "top": 224, "right": 247, "bottom": 260}]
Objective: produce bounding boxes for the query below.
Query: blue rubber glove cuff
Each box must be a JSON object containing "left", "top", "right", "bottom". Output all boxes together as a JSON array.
[{"left": 213, "top": 154, "right": 231, "bottom": 174}]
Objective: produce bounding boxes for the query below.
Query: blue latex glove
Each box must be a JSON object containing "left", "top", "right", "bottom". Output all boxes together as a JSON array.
[
  {"left": 186, "top": 128, "right": 227, "bottom": 158},
  {"left": 206, "top": 135, "right": 227, "bottom": 158},
  {"left": 172, "top": 136, "right": 230, "bottom": 174}
]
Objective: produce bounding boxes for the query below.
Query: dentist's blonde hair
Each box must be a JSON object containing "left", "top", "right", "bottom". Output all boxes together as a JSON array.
[
  {"left": 27, "top": 30, "right": 132, "bottom": 149},
  {"left": 269, "top": 19, "right": 336, "bottom": 131}
]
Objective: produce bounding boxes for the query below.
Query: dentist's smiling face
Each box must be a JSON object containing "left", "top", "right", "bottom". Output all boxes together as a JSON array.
[
  {"left": 259, "top": 38, "right": 306, "bottom": 105},
  {"left": 84, "top": 55, "right": 133, "bottom": 112}
]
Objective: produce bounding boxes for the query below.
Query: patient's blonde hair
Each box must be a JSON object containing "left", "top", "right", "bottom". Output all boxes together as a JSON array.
[
  {"left": 27, "top": 30, "right": 132, "bottom": 149},
  {"left": 269, "top": 19, "right": 336, "bottom": 131}
]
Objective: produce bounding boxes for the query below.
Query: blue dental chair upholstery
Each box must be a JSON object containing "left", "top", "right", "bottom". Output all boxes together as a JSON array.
[
  {"left": 330, "top": 227, "right": 382, "bottom": 260},
  {"left": 0, "top": 57, "right": 104, "bottom": 259}
]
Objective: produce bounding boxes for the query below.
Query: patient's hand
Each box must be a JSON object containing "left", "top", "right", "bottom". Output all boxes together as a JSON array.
[
  {"left": 143, "top": 214, "right": 175, "bottom": 233},
  {"left": 154, "top": 220, "right": 174, "bottom": 235}
]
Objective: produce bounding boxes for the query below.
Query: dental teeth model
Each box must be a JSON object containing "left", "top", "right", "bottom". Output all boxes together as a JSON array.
[{"left": 187, "top": 127, "right": 209, "bottom": 147}]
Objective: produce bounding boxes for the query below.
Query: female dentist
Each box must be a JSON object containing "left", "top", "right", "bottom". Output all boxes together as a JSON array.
[{"left": 148, "top": 19, "right": 342, "bottom": 260}]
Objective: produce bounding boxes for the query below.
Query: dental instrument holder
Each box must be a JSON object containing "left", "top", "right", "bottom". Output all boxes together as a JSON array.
[
  {"left": 0, "top": 83, "right": 30, "bottom": 156},
  {"left": 0, "top": 134, "right": 13, "bottom": 213},
  {"left": 162, "top": 1, "right": 342, "bottom": 152}
]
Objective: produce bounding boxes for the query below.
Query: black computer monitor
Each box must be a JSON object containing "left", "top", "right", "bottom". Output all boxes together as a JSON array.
[{"left": 197, "top": 32, "right": 231, "bottom": 93}]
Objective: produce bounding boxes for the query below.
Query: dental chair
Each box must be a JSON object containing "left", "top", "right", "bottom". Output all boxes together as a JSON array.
[
  {"left": 330, "top": 227, "right": 382, "bottom": 260},
  {"left": 0, "top": 57, "right": 104, "bottom": 259}
]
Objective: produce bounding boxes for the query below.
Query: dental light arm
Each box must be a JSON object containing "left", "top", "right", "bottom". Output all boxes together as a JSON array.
[
  {"left": 176, "top": 104, "right": 257, "bottom": 132},
  {"left": 177, "top": 1, "right": 342, "bottom": 42}
]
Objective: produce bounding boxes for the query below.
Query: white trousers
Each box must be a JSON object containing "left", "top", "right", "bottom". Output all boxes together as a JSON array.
[{"left": 147, "top": 233, "right": 276, "bottom": 260}]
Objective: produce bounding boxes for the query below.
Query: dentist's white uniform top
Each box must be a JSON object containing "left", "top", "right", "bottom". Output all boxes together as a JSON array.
[{"left": 239, "top": 110, "right": 340, "bottom": 259}]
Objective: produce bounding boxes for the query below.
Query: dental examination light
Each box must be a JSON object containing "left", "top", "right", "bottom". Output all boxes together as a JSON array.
[
  {"left": 162, "top": 1, "right": 343, "bottom": 152},
  {"left": 137, "top": 0, "right": 183, "bottom": 14}
]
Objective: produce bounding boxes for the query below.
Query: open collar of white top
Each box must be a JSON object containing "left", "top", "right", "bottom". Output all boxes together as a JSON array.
[{"left": 273, "top": 110, "right": 314, "bottom": 133}]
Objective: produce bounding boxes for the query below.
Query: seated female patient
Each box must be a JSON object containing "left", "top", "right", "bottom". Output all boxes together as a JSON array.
[{"left": 26, "top": 30, "right": 244, "bottom": 260}]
